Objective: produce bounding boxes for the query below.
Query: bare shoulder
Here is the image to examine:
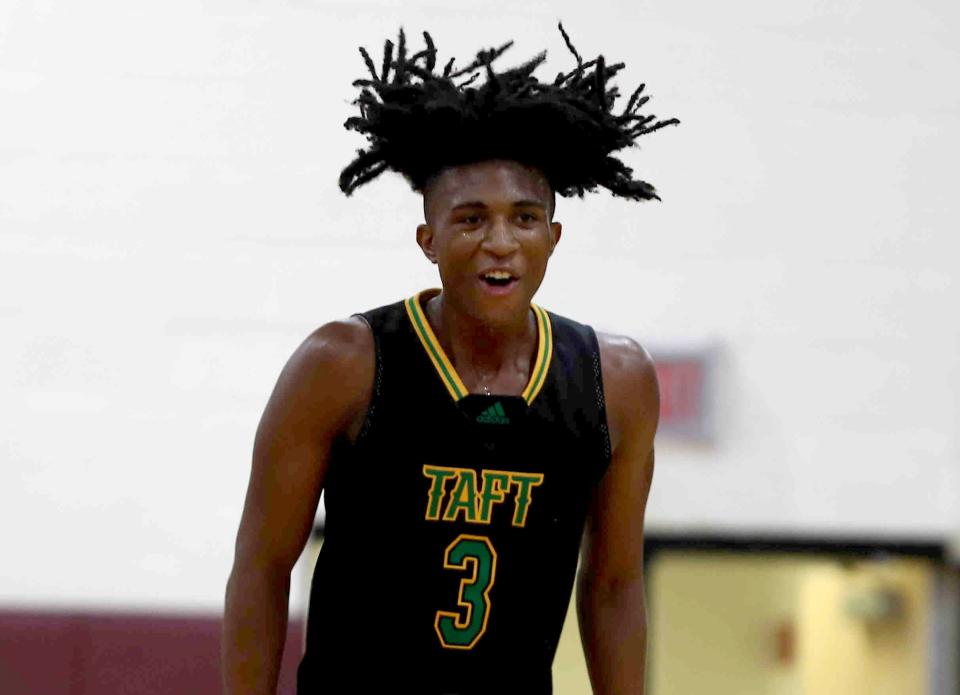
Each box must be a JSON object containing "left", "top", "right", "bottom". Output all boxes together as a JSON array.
[
  {"left": 290, "top": 316, "right": 373, "bottom": 377},
  {"left": 262, "top": 316, "right": 374, "bottom": 443},
  {"left": 237, "top": 317, "right": 374, "bottom": 574},
  {"left": 595, "top": 331, "right": 660, "bottom": 453}
]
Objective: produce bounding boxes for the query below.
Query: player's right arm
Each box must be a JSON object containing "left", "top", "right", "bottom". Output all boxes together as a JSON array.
[{"left": 222, "top": 318, "right": 374, "bottom": 695}]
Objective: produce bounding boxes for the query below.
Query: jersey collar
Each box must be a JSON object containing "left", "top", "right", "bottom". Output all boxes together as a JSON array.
[{"left": 404, "top": 289, "right": 553, "bottom": 406}]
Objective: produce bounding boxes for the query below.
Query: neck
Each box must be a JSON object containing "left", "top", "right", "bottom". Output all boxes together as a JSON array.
[{"left": 426, "top": 291, "right": 536, "bottom": 390}]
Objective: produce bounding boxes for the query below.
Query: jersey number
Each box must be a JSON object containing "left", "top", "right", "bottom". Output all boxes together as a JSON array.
[{"left": 434, "top": 534, "right": 498, "bottom": 649}]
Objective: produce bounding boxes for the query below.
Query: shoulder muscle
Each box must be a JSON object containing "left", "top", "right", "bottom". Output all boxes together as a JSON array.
[
  {"left": 579, "top": 332, "right": 658, "bottom": 585},
  {"left": 257, "top": 316, "right": 374, "bottom": 447},
  {"left": 596, "top": 331, "right": 659, "bottom": 454},
  {"left": 236, "top": 316, "right": 373, "bottom": 573}
]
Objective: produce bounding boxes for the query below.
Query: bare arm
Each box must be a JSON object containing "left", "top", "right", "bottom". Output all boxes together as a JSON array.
[
  {"left": 577, "top": 334, "right": 659, "bottom": 695},
  {"left": 222, "top": 318, "right": 373, "bottom": 695}
]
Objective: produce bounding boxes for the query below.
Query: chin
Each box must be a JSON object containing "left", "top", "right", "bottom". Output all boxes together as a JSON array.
[{"left": 470, "top": 289, "right": 533, "bottom": 324}]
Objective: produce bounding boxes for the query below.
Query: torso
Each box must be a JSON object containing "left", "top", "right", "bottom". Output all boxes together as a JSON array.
[
  {"left": 297, "top": 291, "right": 612, "bottom": 694},
  {"left": 338, "top": 299, "right": 630, "bottom": 450}
]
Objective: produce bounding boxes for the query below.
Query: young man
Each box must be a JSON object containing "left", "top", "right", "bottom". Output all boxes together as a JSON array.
[{"left": 223, "top": 26, "right": 677, "bottom": 694}]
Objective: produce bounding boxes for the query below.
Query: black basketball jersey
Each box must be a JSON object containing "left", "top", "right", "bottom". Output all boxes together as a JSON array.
[{"left": 297, "top": 289, "right": 611, "bottom": 694}]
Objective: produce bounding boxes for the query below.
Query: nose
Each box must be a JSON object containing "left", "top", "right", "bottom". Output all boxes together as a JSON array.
[{"left": 481, "top": 216, "right": 521, "bottom": 256}]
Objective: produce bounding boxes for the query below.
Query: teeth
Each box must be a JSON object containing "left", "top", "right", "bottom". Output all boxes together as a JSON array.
[{"left": 484, "top": 271, "right": 513, "bottom": 280}]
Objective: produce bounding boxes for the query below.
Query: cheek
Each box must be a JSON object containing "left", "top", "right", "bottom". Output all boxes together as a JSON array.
[
  {"left": 523, "top": 236, "right": 553, "bottom": 264},
  {"left": 435, "top": 237, "right": 478, "bottom": 275}
]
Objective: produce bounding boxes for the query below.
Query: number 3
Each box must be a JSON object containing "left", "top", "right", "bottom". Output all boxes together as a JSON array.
[{"left": 434, "top": 534, "right": 498, "bottom": 649}]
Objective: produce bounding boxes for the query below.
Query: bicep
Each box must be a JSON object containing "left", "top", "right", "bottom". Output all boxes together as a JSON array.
[
  {"left": 582, "top": 447, "right": 655, "bottom": 585},
  {"left": 232, "top": 319, "right": 373, "bottom": 574},
  {"left": 581, "top": 338, "right": 659, "bottom": 584}
]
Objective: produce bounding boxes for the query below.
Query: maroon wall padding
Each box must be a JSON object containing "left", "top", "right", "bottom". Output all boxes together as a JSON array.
[{"left": 0, "top": 610, "right": 304, "bottom": 695}]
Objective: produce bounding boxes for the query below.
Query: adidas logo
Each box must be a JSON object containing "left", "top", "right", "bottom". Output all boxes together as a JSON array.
[{"left": 476, "top": 401, "right": 510, "bottom": 425}]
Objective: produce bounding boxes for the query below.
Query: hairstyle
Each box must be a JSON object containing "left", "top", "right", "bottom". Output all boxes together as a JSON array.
[{"left": 339, "top": 24, "right": 679, "bottom": 201}]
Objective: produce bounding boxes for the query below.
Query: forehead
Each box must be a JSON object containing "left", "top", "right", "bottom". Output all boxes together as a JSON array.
[{"left": 424, "top": 160, "right": 552, "bottom": 210}]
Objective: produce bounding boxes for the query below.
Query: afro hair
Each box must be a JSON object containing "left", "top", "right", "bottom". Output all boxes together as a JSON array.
[{"left": 339, "top": 24, "right": 678, "bottom": 201}]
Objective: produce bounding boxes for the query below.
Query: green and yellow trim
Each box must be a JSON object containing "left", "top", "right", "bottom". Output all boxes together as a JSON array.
[
  {"left": 522, "top": 304, "right": 552, "bottom": 405},
  {"left": 405, "top": 291, "right": 470, "bottom": 401},
  {"left": 404, "top": 289, "right": 553, "bottom": 406}
]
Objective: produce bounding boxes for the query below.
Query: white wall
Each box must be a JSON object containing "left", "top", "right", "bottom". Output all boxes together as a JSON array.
[{"left": 1, "top": 0, "right": 957, "bottom": 610}]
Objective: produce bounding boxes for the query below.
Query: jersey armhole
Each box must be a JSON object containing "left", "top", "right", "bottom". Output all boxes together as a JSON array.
[
  {"left": 589, "top": 327, "right": 613, "bottom": 472},
  {"left": 351, "top": 312, "right": 381, "bottom": 446}
]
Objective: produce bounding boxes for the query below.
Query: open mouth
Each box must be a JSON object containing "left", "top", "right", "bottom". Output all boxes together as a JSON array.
[{"left": 480, "top": 271, "right": 518, "bottom": 289}]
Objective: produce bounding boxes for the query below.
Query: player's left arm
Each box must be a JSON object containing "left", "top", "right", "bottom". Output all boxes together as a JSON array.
[{"left": 577, "top": 333, "right": 659, "bottom": 695}]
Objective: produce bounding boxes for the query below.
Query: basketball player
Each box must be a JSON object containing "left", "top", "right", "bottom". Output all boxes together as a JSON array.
[{"left": 223, "top": 26, "right": 677, "bottom": 694}]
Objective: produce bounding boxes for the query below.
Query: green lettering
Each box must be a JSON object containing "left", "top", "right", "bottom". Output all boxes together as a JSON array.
[
  {"left": 509, "top": 472, "right": 544, "bottom": 526},
  {"left": 478, "top": 471, "right": 511, "bottom": 523},
  {"left": 423, "top": 466, "right": 458, "bottom": 521},
  {"left": 443, "top": 470, "right": 478, "bottom": 522}
]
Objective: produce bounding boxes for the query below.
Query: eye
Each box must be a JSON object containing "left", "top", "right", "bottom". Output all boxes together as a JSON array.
[
  {"left": 517, "top": 212, "right": 539, "bottom": 224},
  {"left": 456, "top": 213, "right": 484, "bottom": 229}
]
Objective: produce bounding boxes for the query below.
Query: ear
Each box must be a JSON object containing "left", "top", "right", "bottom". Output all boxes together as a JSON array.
[
  {"left": 548, "top": 221, "right": 562, "bottom": 256},
  {"left": 416, "top": 224, "right": 438, "bottom": 264}
]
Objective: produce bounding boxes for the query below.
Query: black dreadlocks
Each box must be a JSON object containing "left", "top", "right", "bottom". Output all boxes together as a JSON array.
[{"left": 339, "top": 24, "right": 679, "bottom": 201}]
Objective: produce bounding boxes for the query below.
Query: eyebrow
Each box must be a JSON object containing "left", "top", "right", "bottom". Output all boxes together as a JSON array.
[
  {"left": 450, "top": 201, "right": 487, "bottom": 211},
  {"left": 513, "top": 200, "right": 548, "bottom": 210},
  {"left": 449, "top": 199, "right": 547, "bottom": 211}
]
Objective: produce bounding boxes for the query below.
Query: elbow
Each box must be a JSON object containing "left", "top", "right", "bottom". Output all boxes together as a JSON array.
[
  {"left": 578, "top": 567, "right": 647, "bottom": 612},
  {"left": 225, "top": 551, "right": 293, "bottom": 605}
]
